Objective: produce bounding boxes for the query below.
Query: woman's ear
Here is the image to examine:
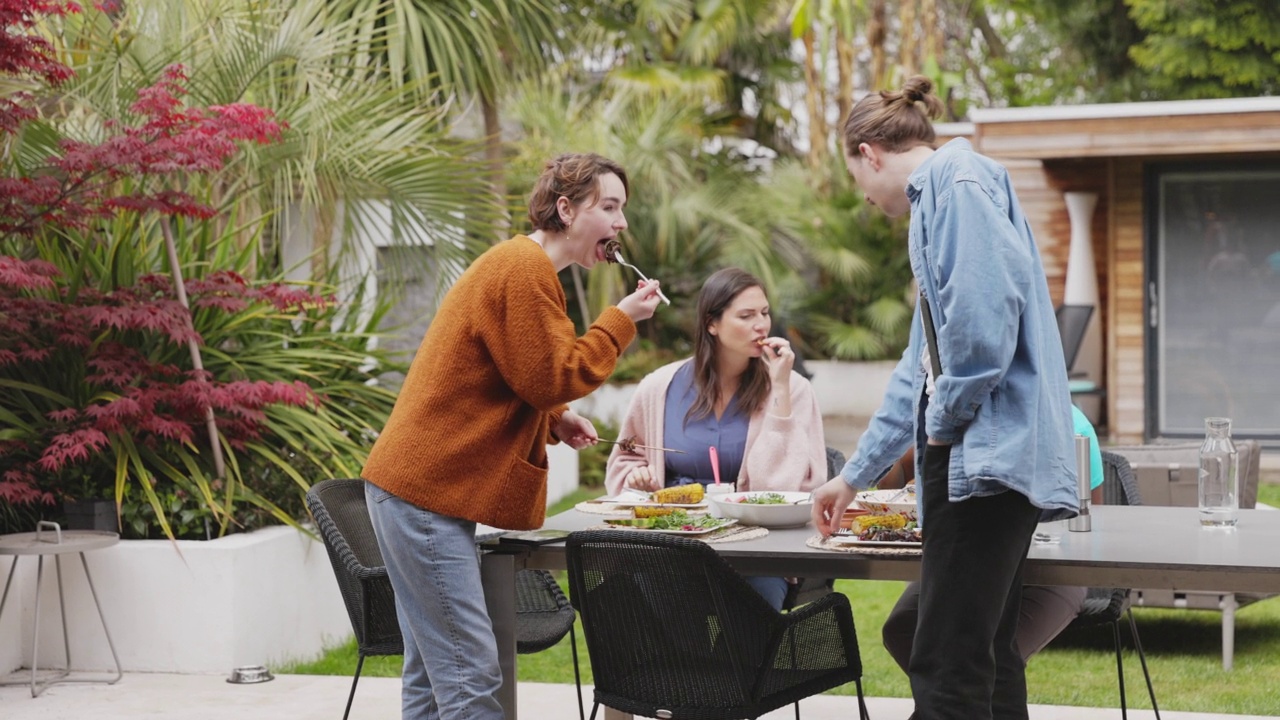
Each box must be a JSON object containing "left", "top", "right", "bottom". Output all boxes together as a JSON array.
[{"left": 556, "top": 196, "right": 574, "bottom": 226}]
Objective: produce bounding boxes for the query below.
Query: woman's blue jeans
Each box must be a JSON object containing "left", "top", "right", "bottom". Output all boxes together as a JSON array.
[{"left": 365, "top": 483, "right": 504, "bottom": 720}]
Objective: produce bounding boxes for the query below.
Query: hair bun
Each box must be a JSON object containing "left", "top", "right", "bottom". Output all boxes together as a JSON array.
[{"left": 902, "top": 75, "right": 933, "bottom": 103}]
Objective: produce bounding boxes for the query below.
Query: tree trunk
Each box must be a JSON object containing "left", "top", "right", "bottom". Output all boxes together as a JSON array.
[
  {"left": 899, "top": 0, "right": 918, "bottom": 73},
  {"left": 868, "top": 0, "right": 888, "bottom": 90},
  {"left": 482, "top": 93, "right": 508, "bottom": 242},
  {"left": 801, "top": 29, "right": 829, "bottom": 175},
  {"left": 836, "top": 24, "right": 856, "bottom": 131},
  {"left": 922, "top": 0, "right": 942, "bottom": 64},
  {"left": 161, "top": 219, "right": 226, "bottom": 481}
]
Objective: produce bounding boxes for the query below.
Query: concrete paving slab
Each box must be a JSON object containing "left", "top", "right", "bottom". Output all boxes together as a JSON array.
[{"left": 1, "top": 672, "right": 1274, "bottom": 720}]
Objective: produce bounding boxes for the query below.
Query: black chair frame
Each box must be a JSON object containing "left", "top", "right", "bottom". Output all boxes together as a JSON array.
[{"left": 567, "top": 529, "right": 869, "bottom": 720}]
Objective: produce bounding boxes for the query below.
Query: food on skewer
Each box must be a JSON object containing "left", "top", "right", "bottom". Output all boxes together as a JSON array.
[{"left": 618, "top": 435, "right": 638, "bottom": 453}]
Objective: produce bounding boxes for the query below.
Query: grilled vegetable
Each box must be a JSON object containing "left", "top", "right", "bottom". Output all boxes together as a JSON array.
[
  {"left": 604, "top": 518, "right": 657, "bottom": 528},
  {"left": 633, "top": 506, "right": 676, "bottom": 518},
  {"left": 652, "top": 484, "right": 705, "bottom": 504},
  {"left": 855, "top": 513, "right": 908, "bottom": 532}
]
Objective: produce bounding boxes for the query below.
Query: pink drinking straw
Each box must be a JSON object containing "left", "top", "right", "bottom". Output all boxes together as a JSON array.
[{"left": 709, "top": 446, "right": 721, "bottom": 486}]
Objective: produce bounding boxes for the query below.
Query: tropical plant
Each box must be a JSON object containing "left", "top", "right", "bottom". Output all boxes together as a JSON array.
[
  {"left": 2, "top": 2, "right": 401, "bottom": 538},
  {"left": 42, "top": 0, "right": 500, "bottom": 295}
]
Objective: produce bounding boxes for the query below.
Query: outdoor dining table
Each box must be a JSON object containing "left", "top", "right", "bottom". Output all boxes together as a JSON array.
[{"left": 480, "top": 504, "right": 1280, "bottom": 720}]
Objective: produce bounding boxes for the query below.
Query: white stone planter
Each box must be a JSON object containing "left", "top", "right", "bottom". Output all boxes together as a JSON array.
[{"left": 1, "top": 525, "right": 350, "bottom": 675}]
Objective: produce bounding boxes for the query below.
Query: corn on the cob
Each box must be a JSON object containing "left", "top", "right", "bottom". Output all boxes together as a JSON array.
[
  {"left": 652, "top": 483, "right": 704, "bottom": 504},
  {"left": 856, "top": 513, "right": 907, "bottom": 531},
  {"left": 633, "top": 506, "right": 676, "bottom": 518}
]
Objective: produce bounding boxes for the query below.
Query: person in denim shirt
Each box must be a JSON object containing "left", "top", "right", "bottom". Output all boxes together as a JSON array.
[{"left": 809, "top": 75, "right": 1078, "bottom": 719}]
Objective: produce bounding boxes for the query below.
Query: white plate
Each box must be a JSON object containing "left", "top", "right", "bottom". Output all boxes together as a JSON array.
[
  {"left": 828, "top": 534, "right": 922, "bottom": 548},
  {"left": 589, "top": 490, "right": 707, "bottom": 509},
  {"left": 829, "top": 527, "right": 921, "bottom": 543},
  {"left": 602, "top": 519, "right": 738, "bottom": 536}
]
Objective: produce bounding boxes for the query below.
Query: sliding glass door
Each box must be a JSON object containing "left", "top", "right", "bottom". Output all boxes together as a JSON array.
[{"left": 1148, "top": 163, "right": 1280, "bottom": 441}]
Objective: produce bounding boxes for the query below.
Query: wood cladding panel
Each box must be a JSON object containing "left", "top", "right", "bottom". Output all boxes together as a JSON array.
[
  {"left": 1110, "top": 159, "right": 1146, "bottom": 443},
  {"left": 978, "top": 113, "right": 1280, "bottom": 159}
]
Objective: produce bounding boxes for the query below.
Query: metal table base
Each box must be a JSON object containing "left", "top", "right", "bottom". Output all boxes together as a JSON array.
[{"left": 0, "top": 522, "right": 122, "bottom": 697}]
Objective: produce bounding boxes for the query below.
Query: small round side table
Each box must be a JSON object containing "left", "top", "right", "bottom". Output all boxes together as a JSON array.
[{"left": 0, "top": 521, "right": 123, "bottom": 697}]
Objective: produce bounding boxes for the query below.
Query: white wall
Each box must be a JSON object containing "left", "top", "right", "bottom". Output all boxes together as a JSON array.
[{"left": 0, "top": 526, "right": 350, "bottom": 675}]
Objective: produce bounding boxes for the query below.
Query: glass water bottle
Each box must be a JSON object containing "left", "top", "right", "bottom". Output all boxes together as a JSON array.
[{"left": 1198, "top": 417, "right": 1239, "bottom": 528}]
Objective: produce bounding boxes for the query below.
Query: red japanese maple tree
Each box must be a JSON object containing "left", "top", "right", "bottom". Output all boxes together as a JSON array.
[{"left": 0, "top": 0, "right": 322, "bottom": 527}]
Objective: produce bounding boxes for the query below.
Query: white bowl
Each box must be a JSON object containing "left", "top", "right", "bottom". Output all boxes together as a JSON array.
[
  {"left": 854, "top": 488, "right": 918, "bottom": 522},
  {"left": 710, "top": 491, "right": 812, "bottom": 528}
]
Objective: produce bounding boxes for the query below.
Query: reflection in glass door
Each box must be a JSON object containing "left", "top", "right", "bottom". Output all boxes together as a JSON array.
[{"left": 1150, "top": 164, "right": 1280, "bottom": 440}]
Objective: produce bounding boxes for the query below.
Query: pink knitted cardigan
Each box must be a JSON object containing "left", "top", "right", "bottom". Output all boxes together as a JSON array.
[{"left": 604, "top": 359, "right": 828, "bottom": 496}]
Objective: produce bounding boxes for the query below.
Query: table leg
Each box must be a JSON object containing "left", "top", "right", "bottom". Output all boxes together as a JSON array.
[
  {"left": 79, "top": 553, "right": 122, "bottom": 684},
  {"left": 481, "top": 552, "right": 518, "bottom": 719}
]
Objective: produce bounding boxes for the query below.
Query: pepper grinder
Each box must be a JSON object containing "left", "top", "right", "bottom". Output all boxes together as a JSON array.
[{"left": 1068, "top": 434, "right": 1092, "bottom": 532}]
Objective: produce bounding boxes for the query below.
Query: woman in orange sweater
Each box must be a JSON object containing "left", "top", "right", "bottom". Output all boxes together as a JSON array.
[{"left": 362, "top": 153, "right": 662, "bottom": 720}]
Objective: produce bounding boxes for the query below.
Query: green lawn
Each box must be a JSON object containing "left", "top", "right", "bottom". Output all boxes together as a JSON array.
[{"left": 283, "top": 483, "right": 1280, "bottom": 715}]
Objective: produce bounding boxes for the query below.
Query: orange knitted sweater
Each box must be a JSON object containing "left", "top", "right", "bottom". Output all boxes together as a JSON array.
[{"left": 362, "top": 236, "right": 636, "bottom": 530}]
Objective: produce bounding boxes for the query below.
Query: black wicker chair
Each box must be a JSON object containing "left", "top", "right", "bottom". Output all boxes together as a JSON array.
[
  {"left": 515, "top": 565, "right": 585, "bottom": 720},
  {"left": 780, "top": 446, "right": 846, "bottom": 611},
  {"left": 1063, "top": 452, "right": 1160, "bottom": 720},
  {"left": 567, "top": 529, "right": 869, "bottom": 720},
  {"left": 307, "top": 479, "right": 585, "bottom": 720},
  {"left": 305, "top": 479, "right": 403, "bottom": 720}
]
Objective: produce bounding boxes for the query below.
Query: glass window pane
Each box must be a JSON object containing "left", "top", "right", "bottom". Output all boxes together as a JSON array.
[{"left": 1156, "top": 168, "right": 1280, "bottom": 438}]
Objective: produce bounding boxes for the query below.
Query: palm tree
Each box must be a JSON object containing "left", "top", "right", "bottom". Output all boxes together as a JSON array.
[
  {"left": 47, "top": 0, "right": 501, "bottom": 291},
  {"left": 326, "top": 0, "right": 572, "bottom": 225}
]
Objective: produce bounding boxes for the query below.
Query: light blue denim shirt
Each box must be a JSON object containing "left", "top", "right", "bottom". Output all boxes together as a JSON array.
[{"left": 841, "top": 138, "right": 1079, "bottom": 522}]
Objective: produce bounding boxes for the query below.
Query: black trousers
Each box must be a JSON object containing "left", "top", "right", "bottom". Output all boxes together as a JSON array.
[{"left": 907, "top": 443, "right": 1042, "bottom": 720}]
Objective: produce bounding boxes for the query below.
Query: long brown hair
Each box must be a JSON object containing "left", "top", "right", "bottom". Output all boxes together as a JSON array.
[
  {"left": 527, "top": 153, "right": 629, "bottom": 232},
  {"left": 687, "top": 268, "right": 771, "bottom": 423},
  {"left": 841, "top": 75, "right": 944, "bottom": 157}
]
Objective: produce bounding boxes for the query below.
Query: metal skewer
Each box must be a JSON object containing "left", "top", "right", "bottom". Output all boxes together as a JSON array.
[{"left": 595, "top": 438, "right": 685, "bottom": 454}]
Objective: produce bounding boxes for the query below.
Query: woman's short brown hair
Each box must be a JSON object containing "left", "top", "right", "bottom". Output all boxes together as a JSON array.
[
  {"left": 842, "top": 75, "right": 944, "bottom": 157},
  {"left": 527, "top": 153, "right": 629, "bottom": 232}
]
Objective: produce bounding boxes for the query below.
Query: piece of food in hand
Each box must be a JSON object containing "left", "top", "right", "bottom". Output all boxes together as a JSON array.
[
  {"left": 652, "top": 483, "right": 705, "bottom": 505},
  {"left": 633, "top": 506, "right": 676, "bottom": 518},
  {"left": 603, "top": 239, "right": 622, "bottom": 263},
  {"left": 755, "top": 338, "right": 768, "bottom": 346}
]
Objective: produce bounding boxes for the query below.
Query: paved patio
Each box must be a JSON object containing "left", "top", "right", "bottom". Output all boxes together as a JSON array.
[{"left": 1, "top": 672, "right": 1274, "bottom": 720}]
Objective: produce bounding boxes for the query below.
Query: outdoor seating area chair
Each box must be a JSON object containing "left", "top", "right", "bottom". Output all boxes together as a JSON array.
[
  {"left": 515, "top": 565, "right": 585, "bottom": 720},
  {"left": 780, "top": 446, "right": 846, "bottom": 611},
  {"left": 1107, "top": 440, "right": 1268, "bottom": 670},
  {"left": 1055, "top": 303, "right": 1104, "bottom": 401},
  {"left": 306, "top": 479, "right": 403, "bottom": 720},
  {"left": 1062, "top": 452, "right": 1160, "bottom": 720},
  {"left": 307, "top": 479, "right": 585, "bottom": 720},
  {"left": 566, "top": 529, "right": 869, "bottom": 720}
]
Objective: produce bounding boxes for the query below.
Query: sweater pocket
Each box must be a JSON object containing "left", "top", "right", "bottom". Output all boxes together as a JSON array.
[{"left": 501, "top": 455, "right": 549, "bottom": 523}]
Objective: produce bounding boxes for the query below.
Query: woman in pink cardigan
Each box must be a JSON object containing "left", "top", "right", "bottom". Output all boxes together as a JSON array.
[{"left": 604, "top": 268, "right": 827, "bottom": 607}]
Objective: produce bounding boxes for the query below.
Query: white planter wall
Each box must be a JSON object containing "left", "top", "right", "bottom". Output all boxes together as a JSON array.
[{"left": 0, "top": 525, "right": 349, "bottom": 675}]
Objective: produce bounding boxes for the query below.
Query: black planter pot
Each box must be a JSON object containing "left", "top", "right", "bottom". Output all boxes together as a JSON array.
[{"left": 63, "top": 499, "right": 120, "bottom": 533}]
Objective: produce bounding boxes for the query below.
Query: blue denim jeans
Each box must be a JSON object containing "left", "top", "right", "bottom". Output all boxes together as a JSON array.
[{"left": 365, "top": 483, "right": 504, "bottom": 720}]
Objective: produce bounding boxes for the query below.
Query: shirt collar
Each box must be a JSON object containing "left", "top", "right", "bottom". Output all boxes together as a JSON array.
[{"left": 906, "top": 137, "right": 973, "bottom": 202}]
